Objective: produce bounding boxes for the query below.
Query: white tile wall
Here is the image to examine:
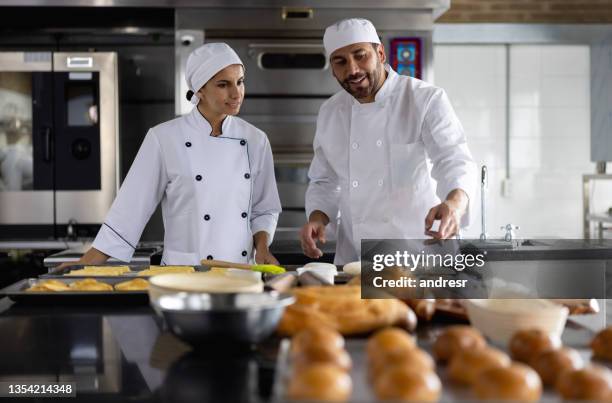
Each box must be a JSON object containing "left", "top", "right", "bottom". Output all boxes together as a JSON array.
[{"left": 433, "top": 44, "right": 598, "bottom": 239}]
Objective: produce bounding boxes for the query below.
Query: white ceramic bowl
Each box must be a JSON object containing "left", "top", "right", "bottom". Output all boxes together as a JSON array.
[
  {"left": 464, "top": 299, "right": 569, "bottom": 346},
  {"left": 148, "top": 272, "right": 263, "bottom": 303}
]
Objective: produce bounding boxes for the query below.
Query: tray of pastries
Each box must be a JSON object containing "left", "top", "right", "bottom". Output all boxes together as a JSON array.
[
  {"left": 42, "top": 264, "right": 207, "bottom": 278},
  {"left": 0, "top": 277, "right": 152, "bottom": 304},
  {"left": 272, "top": 322, "right": 612, "bottom": 402}
]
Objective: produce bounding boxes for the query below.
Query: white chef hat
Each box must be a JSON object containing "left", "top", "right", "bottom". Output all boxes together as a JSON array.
[
  {"left": 323, "top": 18, "right": 381, "bottom": 57},
  {"left": 185, "top": 42, "right": 243, "bottom": 105}
]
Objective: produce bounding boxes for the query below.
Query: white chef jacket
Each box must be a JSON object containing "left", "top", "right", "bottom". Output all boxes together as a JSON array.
[
  {"left": 306, "top": 66, "right": 477, "bottom": 265},
  {"left": 93, "top": 107, "right": 281, "bottom": 265}
]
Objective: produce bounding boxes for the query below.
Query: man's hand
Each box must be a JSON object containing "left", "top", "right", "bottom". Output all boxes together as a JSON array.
[
  {"left": 425, "top": 189, "right": 469, "bottom": 239},
  {"left": 300, "top": 211, "right": 329, "bottom": 259}
]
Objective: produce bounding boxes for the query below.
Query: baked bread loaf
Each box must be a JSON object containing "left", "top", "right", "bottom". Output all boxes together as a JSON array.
[
  {"left": 288, "top": 363, "right": 352, "bottom": 402},
  {"left": 530, "top": 347, "right": 583, "bottom": 386},
  {"left": 509, "top": 329, "right": 561, "bottom": 363},
  {"left": 448, "top": 346, "right": 511, "bottom": 385},
  {"left": 277, "top": 286, "right": 416, "bottom": 336},
  {"left": 556, "top": 365, "right": 612, "bottom": 401}
]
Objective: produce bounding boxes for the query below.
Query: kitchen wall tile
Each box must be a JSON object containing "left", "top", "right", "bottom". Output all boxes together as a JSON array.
[
  {"left": 510, "top": 45, "right": 541, "bottom": 78},
  {"left": 541, "top": 76, "right": 590, "bottom": 108},
  {"left": 541, "top": 45, "right": 590, "bottom": 76},
  {"left": 539, "top": 107, "right": 590, "bottom": 138},
  {"left": 454, "top": 107, "right": 506, "bottom": 139}
]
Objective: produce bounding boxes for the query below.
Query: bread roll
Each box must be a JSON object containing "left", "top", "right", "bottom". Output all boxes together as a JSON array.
[
  {"left": 291, "top": 326, "right": 345, "bottom": 356},
  {"left": 591, "top": 326, "right": 612, "bottom": 361},
  {"left": 556, "top": 365, "right": 612, "bottom": 401},
  {"left": 448, "top": 346, "right": 510, "bottom": 385},
  {"left": 366, "top": 327, "right": 416, "bottom": 361},
  {"left": 509, "top": 329, "right": 561, "bottom": 363},
  {"left": 530, "top": 347, "right": 583, "bottom": 386},
  {"left": 293, "top": 345, "right": 352, "bottom": 372},
  {"left": 369, "top": 347, "right": 435, "bottom": 383},
  {"left": 288, "top": 363, "right": 352, "bottom": 402},
  {"left": 432, "top": 325, "right": 486, "bottom": 363},
  {"left": 374, "top": 366, "right": 441, "bottom": 402},
  {"left": 473, "top": 363, "right": 542, "bottom": 402}
]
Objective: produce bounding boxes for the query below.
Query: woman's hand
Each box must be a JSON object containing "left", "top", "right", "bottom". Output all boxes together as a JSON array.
[
  {"left": 56, "top": 247, "right": 110, "bottom": 271},
  {"left": 253, "top": 231, "right": 279, "bottom": 265},
  {"left": 255, "top": 247, "right": 279, "bottom": 265}
]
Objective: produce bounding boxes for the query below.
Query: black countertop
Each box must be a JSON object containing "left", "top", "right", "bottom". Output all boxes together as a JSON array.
[{"left": 0, "top": 298, "right": 280, "bottom": 403}]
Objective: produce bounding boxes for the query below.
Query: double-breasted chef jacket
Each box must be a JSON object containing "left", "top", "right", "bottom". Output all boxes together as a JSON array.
[
  {"left": 306, "top": 65, "right": 477, "bottom": 265},
  {"left": 93, "top": 107, "right": 282, "bottom": 265}
]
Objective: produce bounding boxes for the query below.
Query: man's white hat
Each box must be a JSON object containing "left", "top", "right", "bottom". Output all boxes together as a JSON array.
[
  {"left": 323, "top": 18, "right": 381, "bottom": 57},
  {"left": 185, "top": 43, "right": 243, "bottom": 105}
]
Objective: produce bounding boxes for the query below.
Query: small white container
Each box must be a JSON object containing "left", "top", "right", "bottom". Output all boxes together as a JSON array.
[
  {"left": 297, "top": 264, "right": 337, "bottom": 284},
  {"left": 342, "top": 261, "right": 361, "bottom": 276},
  {"left": 464, "top": 299, "right": 569, "bottom": 346}
]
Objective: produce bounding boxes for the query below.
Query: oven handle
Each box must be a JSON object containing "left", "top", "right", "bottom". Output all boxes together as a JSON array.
[{"left": 42, "top": 126, "right": 53, "bottom": 162}]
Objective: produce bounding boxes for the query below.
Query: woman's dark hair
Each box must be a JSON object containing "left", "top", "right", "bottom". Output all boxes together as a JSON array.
[{"left": 186, "top": 90, "right": 194, "bottom": 101}]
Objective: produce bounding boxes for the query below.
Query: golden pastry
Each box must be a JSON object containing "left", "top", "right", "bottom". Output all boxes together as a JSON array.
[
  {"left": 66, "top": 265, "right": 131, "bottom": 276},
  {"left": 473, "top": 363, "right": 542, "bottom": 402},
  {"left": 69, "top": 278, "right": 113, "bottom": 291},
  {"left": 432, "top": 325, "right": 486, "bottom": 363},
  {"left": 288, "top": 363, "right": 352, "bottom": 402},
  {"left": 26, "top": 279, "right": 70, "bottom": 292},
  {"left": 366, "top": 327, "right": 416, "bottom": 362},
  {"left": 291, "top": 326, "right": 345, "bottom": 356},
  {"left": 556, "top": 365, "right": 612, "bottom": 401},
  {"left": 530, "top": 347, "right": 583, "bottom": 386},
  {"left": 448, "top": 346, "right": 511, "bottom": 385},
  {"left": 591, "top": 326, "right": 612, "bottom": 361},
  {"left": 137, "top": 266, "right": 195, "bottom": 276},
  {"left": 374, "top": 366, "right": 441, "bottom": 402},
  {"left": 114, "top": 278, "right": 150, "bottom": 291},
  {"left": 293, "top": 345, "right": 352, "bottom": 372},
  {"left": 369, "top": 347, "right": 435, "bottom": 383},
  {"left": 509, "top": 328, "right": 561, "bottom": 363}
]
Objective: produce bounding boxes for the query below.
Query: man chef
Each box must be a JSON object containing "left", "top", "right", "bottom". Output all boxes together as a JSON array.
[{"left": 301, "top": 18, "right": 477, "bottom": 264}]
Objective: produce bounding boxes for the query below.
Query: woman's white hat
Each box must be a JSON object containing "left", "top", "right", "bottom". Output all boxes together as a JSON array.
[{"left": 185, "top": 43, "right": 243, "bottom": 105}]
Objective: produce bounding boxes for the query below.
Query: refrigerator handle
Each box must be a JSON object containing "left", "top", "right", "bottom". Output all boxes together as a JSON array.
[{"left": 42, "top": 126, "right": 53, "bottom": 162}]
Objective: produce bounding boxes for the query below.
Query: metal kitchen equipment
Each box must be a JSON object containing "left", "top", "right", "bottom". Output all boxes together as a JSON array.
[
  {"left": 150, "top": 291, "right": 295, "bottom": 346},
  {"left": 0, "top": 52, "right": 119, "bottom": 239},
  {"left": 174, "top": 1, "right": 447, "bottom": 232}
]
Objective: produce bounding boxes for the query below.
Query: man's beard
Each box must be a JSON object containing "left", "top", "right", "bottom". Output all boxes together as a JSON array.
[{"left": 338, "top": 63, "right": 383, "bottom": 100}]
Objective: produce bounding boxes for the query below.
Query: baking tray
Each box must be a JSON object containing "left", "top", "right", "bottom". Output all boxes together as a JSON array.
[
  {"left": 271, "top": 322, "right": 604, "bottom": 403},
  {"left": 41, "top": 264, "right": 211, "bottom": 278},
  {"left": 0, "top": 278, "right": 150, "bottom": 305}
]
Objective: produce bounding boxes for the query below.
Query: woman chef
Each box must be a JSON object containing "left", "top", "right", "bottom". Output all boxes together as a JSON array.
[{"left": 71, "top": 43, "right": 282, "bottom": 266}]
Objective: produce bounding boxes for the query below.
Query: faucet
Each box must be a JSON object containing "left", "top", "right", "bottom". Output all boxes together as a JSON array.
[
  {"left": 66, "top": 219, "right": 78, "bottom": 241},
  {"left": 501, "top": 224, "right": 520, "bottom": 242},
  {"left": 479, "top": 165, "right": 488, "bottom": 241}
]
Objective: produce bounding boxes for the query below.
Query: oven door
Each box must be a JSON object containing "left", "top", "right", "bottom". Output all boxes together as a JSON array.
[
  {"left": 0, "top": 52, "right": 54, "bottom": 233},
  {"left": 220, "top": 39, "right": 339, "bottom": 96}
]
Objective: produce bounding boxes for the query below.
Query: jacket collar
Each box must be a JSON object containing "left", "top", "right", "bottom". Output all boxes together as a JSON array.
[{"left": 189, "top": 106, "right": 233, "bottom": 137}]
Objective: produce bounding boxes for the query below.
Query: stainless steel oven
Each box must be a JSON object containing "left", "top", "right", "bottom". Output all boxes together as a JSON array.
[
  {"left": 0, "top": 52, "right": 119, "bottom": 238},
  {"left": 175, "top": 3, "right": 444, "bottom": 235}
]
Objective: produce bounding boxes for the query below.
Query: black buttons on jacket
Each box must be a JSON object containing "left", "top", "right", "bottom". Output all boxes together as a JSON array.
[
  {"left": 195, "top": 175, "right": 202, "bottom": 181},
  {"left": 240, "top": 140, "right": 246, "bottom": 146},
  {"left": 244, "top": 173, "right": 250, "bottom": 179},
  {"left": 204, "top": 214, "right": 210, "bottom": 221},
  {"left": 241, "top": 212, "right": 247, "bottom": 218},
  {"left": 185, "top": 141, "right": 192, "bottom": 147},
  {"left": 241, "top": 251, "right": 247, "bottom": 257},
  {"left": 206, "top": 255, "right": 213, "bottom": 260}
]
